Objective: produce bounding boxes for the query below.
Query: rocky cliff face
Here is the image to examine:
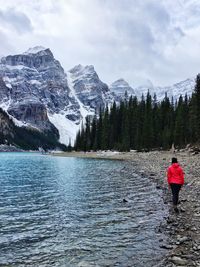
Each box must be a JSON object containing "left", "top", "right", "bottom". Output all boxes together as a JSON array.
[
  {"left": 69, "top": 64, "right": 113, "bottom": 111},
  {"left": 7, "top": 98, "right": 59, "bottom": 137},
  {"left": 0, "top": 108, "right": 14, "bottom": 138},
  {"left": 0, "top": 47, "right": 114, "bottom": 145},
  {"left": 0, "top": 107, "right": 65, "bottom": 150},
  {"left": 0, "top": 47, "right": 76, "bottom": 144},
  {"left": 0, "top": 46, "right": 196, "bottom": 146},
  {"left": 0, "top": 47, "right": 74, "bottom": 113}
]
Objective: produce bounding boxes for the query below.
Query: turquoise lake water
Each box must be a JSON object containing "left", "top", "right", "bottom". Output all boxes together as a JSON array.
[{"left": 0, "top": 153, "right": 167, "bottom": 267}]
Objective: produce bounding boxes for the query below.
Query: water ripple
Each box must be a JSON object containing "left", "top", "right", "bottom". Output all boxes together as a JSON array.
[{"left": 0, "top": 153, "right": 168, "bottom": 267}]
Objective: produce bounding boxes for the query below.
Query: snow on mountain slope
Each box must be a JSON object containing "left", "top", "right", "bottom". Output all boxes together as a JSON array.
[
  {"left": 110, "top": 77, "right": 195, "bottom": 101},
  {"left": 0, "top": 47, "right": 80, "bottom": 144},
  {"left": 48, "top": 112, "right": 79, "bottom": 145},
  {"left": 0, "top": 46, "right": 197, "bottom": 147},
  {"left": 134, "top": 78, "right": 195, "bottom": 100},
  {"left": 47, "top": 70, "right": 97, "bottom": 146},
  {"left": 0, "top": 49, "right": 114, "bottom": 145},
  {"left": 24, "top": 46, "right": 47, "bottom": 54},
  {"left": 67, "top": 70, "right": 93, "bottom": 120}
]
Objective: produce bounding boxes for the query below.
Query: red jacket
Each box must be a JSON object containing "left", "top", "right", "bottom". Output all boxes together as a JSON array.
[{"left": 167, "top": 163, "right": 184, "bottom": 185}]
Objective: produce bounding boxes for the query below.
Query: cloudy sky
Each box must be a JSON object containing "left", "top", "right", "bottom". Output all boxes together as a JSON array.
[{"left": 0, "top": 0, "right": 200, "bottom": 87}]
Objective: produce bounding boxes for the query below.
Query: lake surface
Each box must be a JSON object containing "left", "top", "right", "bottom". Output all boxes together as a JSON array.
[{"left": 0, "top": 153, "right": 168, "bottom": 267}]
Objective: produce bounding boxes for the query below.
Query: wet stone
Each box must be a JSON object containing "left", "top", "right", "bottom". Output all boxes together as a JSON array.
[
  {"left": 170, "top": 256, "right": 188, "bottom": 265},
  {"left": 177, "top": 236, "right": 190, "bottom": 244},
  {"left": 160, "top": 244, "right": 175, "bottom": 250}
]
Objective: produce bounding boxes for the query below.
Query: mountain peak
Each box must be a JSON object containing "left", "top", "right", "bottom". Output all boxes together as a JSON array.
[
  {"left": 110, "top": 78, "right": 134, "bottom": 96},
  {"left": 69, "top": 64, "right": 84, "bottom": 73},
  {"left": 69, "top": 64, "right": 95, "bottom": 74},
  {"left": 23, "top": 46, "right": 48, "bottom": 55},
  {"left": 111, "top": 78, "right": 130, "bottom": 87}
]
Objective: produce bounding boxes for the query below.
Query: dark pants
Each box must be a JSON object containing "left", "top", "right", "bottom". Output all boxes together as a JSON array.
[{"left": 170, "top": 183, "right": 182, "bottom": 206}]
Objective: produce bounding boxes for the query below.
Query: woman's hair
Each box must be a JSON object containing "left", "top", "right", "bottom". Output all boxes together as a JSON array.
[{"left": 172, "top": 157, "right": 178, "bottom": 164}]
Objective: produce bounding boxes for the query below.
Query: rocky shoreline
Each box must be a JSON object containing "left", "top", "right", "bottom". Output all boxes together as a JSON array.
[
  {"left": 54, "top": 150, "right": 200, "bottom": 266},
  {"left": 0, "top": 144, "right": 23, "bottom": 152}
]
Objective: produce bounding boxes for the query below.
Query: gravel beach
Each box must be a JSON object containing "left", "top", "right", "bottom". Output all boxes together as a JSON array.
[{"left": 53, "top": 150, "right": 200, "bottom": 266}]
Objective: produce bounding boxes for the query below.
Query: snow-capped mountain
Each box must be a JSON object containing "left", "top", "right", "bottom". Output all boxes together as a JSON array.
[
  {"left": 23, "top": 46, "right": 47, "bottom": 55},
  {"left": 110, "top": 79, "right": 134, "bottom": 99},
  {"left": 0, "top": 47, "right": 114, "bottom": 145},
  {"left": 0, "top": 47, "right": 77, "bottom": 144},
  {"left": 0, "top": 46, "right": 197, "bottom": 147},
  {"left": 133, "top": 78, "right": 195, "bottom": 101}
]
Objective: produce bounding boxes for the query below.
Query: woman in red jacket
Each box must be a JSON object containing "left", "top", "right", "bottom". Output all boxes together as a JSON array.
[{"left": 167, "top": 157, "right": 184, "bottom": 213}]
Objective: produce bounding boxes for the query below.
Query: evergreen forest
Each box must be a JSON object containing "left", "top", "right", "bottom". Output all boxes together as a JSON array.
[{"left": 74, "top": 74, "right": 200, "bottom": 152}]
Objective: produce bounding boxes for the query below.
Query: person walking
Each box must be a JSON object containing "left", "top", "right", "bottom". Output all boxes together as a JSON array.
[{"left": 167, "top": 157, "right": 184, "bottom": 213}]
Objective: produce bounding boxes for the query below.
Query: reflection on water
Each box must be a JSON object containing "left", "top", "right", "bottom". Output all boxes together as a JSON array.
[{"left": 0, "top": 153, "right": 167, "bottom": 267}]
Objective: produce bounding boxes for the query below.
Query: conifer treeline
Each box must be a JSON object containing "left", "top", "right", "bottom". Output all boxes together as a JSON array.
[{"left": 74, "top": 74, "right": 200, "bottom": 152}]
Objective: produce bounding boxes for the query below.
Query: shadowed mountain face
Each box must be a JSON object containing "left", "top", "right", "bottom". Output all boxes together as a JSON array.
[
  {"left": 0, "top": 47, "right": 196, "bottom": 146},
  {"left": 0, "top": 107, "right": 65, "bottom": 151}
]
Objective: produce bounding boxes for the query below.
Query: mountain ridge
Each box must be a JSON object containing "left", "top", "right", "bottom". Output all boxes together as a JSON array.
[{"left": 0, "top": 47, "right": 196, "bottom": 147}]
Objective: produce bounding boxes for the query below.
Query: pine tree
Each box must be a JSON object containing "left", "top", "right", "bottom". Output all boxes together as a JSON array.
[
  {"left": 101, "top": 106, "right": 110, "bottom": 150},
  {"left": 160, "top": 93, "right": 172, "bottom": 149},
  {"left": 135, "top": 94, "right": 145, "bottom": 150},
  {"left": 192, "top": 74, "right": 200, "bottom": 141},
  {"left": 174, "top": 95, "right": 185, "bottom": 146},
  {"left": 189, "top": 93, "right": 196, "bottom": 143},
  {"left": 129, "top": 96, "right": 138, "bottom": 149},
  {"left": 121, "top": 102, "right": 130, "bottom": 151},
  {"left": 90, "top": 116, "right": 97, "bottom": 150},
  {"left": 143, "top": 91, "right": 153, "bottom": 150},
  {"left": 152, "top": 93, "right": 161, "bottom": 148},
  {"left": 94, "top": 108, "right": 103, "bottom": 150},
  {"left": 109, "top": 101, "right": 117, "bottom": 149}
]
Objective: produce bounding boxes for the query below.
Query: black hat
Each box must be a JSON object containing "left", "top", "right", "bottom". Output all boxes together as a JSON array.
[{"left": 172, "top": 157, "right": 178, "bottom": 164}]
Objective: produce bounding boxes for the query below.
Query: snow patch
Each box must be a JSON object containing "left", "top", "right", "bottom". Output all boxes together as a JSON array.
[
  {"left": 24, "top": 46, "right": 47, "bottom": 54},
  {"left": 67, "top": 71, "right": 94, "bottom": 121},
  {"left": 48, "top": 112, "right": 79, "bottom": 146},
  {"left": 5, "top": 83, "right": 12, "bottom": 88},
  {"left": 0, "top": 101, "right": 10, "bottom": 112},
  {"left": 30, "top": 79, "right": 41, "bottom": 85},
  {"left": 5, "top": 65, "right": 25, "bottom": 70}
]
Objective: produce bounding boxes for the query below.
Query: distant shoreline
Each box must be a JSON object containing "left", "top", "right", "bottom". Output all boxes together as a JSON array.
[{"left": 52, "top": 151, "right": 128, "bottom": 160}]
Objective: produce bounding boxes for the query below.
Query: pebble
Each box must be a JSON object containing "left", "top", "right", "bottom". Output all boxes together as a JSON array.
[
  {"left": 180, "top": 207, "right": 186, "bottom": 212},
  {"left": 160, "top": 244, "right": 174, "bottom": 249},
  {"left": 170, "top": 256, "right": 188, "bottom": 265},
  {"left": 177, "top": 236, "right": 189, "bottom": 244}
]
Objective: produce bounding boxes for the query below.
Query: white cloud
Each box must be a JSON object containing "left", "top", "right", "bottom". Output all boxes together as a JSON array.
[{"left": 0, "top": 0, "right": 200, "bottom": 86}]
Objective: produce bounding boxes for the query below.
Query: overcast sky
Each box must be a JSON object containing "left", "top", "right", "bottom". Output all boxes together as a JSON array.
[{"left": 0, "top": 0, "right": 200, "bottom": 87}]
